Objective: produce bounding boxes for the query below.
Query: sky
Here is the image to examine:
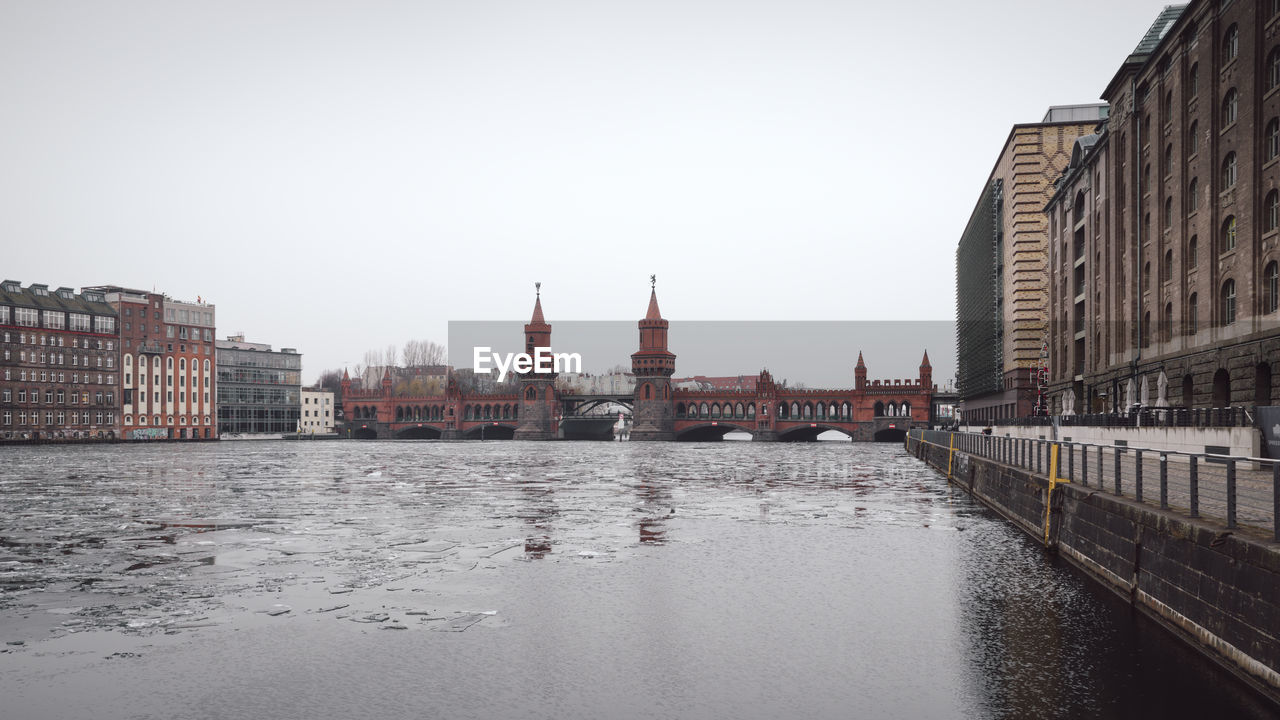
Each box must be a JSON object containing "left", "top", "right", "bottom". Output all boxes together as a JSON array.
[{"left": 0, "top": 0, "right": 1169, "bottom": 386}]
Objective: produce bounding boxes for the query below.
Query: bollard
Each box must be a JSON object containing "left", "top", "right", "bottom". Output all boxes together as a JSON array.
[
  {"left": 1190, "top": 455, "right": 1199, "bottom": 518},
  {"left": 1134, "top": 449, "right": 1143, "bottom": 503},
  {"left": 1082, "top": 445, "right": 1088, "bottom": 487},
  {"left": 1227, "top": 459, "right": 1237, "bottom": 529},
  {"left": 1159, "top": 454, "right": 1168, "bottom": 509}
]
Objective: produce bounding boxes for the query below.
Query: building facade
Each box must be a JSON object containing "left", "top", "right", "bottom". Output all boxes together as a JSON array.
[
  {"left": 300, "top": 388, "right": 335, "bottom": 434},
  {"left": 215, "top": 335, "right": 301, "bottom": 436},
  {"left": 1045, "top": 1, "right": 1280, "bottom": 413},
  {"left": 956, "top": 105, "right": 1109, "bottom": 425},
  {"left": 0, "top": 281, "right": 120, "bottom": 441},
  {"left": 93, "top": 287, "right": 218, "bottom": 440}
]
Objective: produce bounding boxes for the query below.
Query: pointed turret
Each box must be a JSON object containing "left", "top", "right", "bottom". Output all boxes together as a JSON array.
[
  {"left": 515, "top": 282, "right": 557, "bottom": 440},
  {"left": 523, "top": 282, "right": 551, "bottom": 357},
  {"left": 631, "top": 275, "right": 676, "bottom": 441},
  {"left": 918, "top": 349, "right": 933, "bottom": 391},
  {"left": 855, "top": 351, "right": 867, "bottom": 390}
]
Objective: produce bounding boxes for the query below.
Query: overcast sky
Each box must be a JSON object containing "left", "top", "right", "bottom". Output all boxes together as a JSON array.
[{"left": 1, "top": 0, "right": 1167, "bottom": 385}]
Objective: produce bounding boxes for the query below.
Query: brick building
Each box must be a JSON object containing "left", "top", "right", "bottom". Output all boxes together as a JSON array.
[
  {"left": 1045, "top": 1, "right": 1280, "bottom": 413},
  {"left": 0, "top": 281, "right": 120, "bottom": 441},
  {"left": 956, "top": 105, "right": 1109, "bottom": 424},
  {"left": 92, "top": 287, "right": 218, "bottom": 440}
]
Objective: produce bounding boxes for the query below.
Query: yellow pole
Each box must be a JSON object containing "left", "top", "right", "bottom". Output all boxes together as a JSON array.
[
  {"left": 947, "top": 432, "right": 955, "bottom": 479},
  {"left": 1044, "top": 443, "right": 1059, "bottom": 545}
]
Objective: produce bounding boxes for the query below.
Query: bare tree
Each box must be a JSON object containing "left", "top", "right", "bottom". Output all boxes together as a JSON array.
[{"left": 402, "top": 339, "right": 446, "bottom": 369}]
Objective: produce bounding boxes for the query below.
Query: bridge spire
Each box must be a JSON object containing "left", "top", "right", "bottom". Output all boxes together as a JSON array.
[{"left": 631, "top": 279, "right": 676, "bottom": 441}]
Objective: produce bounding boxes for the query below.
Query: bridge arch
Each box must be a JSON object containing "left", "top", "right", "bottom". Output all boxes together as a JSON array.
[
  {"left": 873, "top": 427, "right": 907, "bottom": 442},
  {"left": 463, "top": 423, "right": 516, "bottom": 440},
  {"left": 396, "top": 425, "right": 442, "bottom": 439},
  {"left": 778, "top": 424, "right": 856, "bottom": 442},
  {"left": 675, "top": 422, "right": 754, "bottom": 442},
  {"left": 352, "top": 426, "right": 379, "bottom": 440}
]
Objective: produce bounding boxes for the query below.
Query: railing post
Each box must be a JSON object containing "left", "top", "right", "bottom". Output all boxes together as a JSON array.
[
  {"left": 1189, "top": 455, "right": 1199, "bottom": 518},
  {"left": 1068, "top": 442, "right": 1074, "bottom": 483},
  {"left": 1134, "top": 449, "right": 1143, "bottom": 503},
  {"left": 1273, "top": 462, "right": 1279, "bottom": 543},
  {"left": 1226, "top": 459, "right": 1237, "bottom": 529},
  {"left": 1081, "top": 444, "right": 1088, "bottom": 487},
  {"left": 1114, "top": 447, "right": 1122, "bottom": 495},
  {"left": 1036, "top": 441, "right": 1042, "bottom": 474},
  {"left": 1159, "top": 454, "right": 1168, "bottom": 510}
]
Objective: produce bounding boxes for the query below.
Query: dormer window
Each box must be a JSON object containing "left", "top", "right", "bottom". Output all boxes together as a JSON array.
[{"left": 31, "top": 286, "right": 47, "bottom": 297}]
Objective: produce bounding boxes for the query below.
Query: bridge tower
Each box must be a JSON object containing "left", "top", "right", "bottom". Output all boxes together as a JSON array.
[
  {"left": 630, "top": 277, "right": 676, "bottom": 441},
  {"left": 919, "top": 351, "right": 933, "bottom": 391},
  {"left": 514, "top": 283, "right": 559, "bottom": 440},
  {"left": 855, "top": 351, "right": 868, "bottom": 390}
]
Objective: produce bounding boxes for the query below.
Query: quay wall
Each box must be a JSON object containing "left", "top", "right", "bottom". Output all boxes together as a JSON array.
[
  {"left": 976, "top": 424, "right": 1260, "bottom": 458},
  {"left": 907, "top": 434, "right": 1280, "bottom": 704}
]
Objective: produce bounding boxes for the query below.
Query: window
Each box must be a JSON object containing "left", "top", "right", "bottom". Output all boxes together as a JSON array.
[
  {"left": 1269, "top": 119, "right": 1279, "bottom": 162},
  {"left": 1144, "top": 262, "right": 1152, "bottom": 291},
  {"left": 93, "top": 316, "right": 114, "bottom": 334},
  {"left": 1164, "top": 303, "right": 1174, "bottom": 342},
  {"left": 1164, "top": 197, "right": 1173, "bottom": 227},
  {"left": 1188, "top": 178, "right": 1199, "bottom": 212},
  {"left": 1164, "top": 249, "right": 1174, "bottom": 281},
  {"left": 1189, "top": 63, "right": 1199, "bottom": 97},
  {"left": 1269, "top": 191, "right": 1280, "bottom": 233},
  {"left": 1222, "top": 279, "right": 1237, "bottom": 325},
  {"left": 1164, "top": 144, "right": 1173, "bottom": 176},
  {"left": 1223, "top": 216, "right": 1237, "bottom": 251},
  {"left": 15, "top": 308, "right": 37, "bottom": 327},
  {"left": 1224, "top": 24, "right": 1239, "bottom": 64},
  {"left": 1267, "top": 262, "right": 1280, "bottom": 314},
  {"left": 1222, "top": 152, "right": 1237, "bottom": 188},
  {"left": 42, "top": 311, "right": 63, "bottom": 330},
  {"left": 68, "top": 313, "right": 89, "bottom": 332},
  {"left": 1270, "top": 47, "right": 1280, "bottom": 91},
  {"left": 1163, "top": 91, "right": 1173, "bottom": 121},
  {"left": 1222, "top": 88, "right": 1238, "bottom": 126}
]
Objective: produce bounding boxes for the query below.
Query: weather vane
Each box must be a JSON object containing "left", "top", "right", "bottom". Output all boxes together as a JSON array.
[
  {"left": 650, "top": 274, "right": 656, "bottom": 289},
  {"left": 535, "top": 281, "right": 541, "bottom": 296}
]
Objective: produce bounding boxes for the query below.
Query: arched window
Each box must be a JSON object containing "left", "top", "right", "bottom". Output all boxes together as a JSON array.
[
  {"left": 1188, "top": 236, "right": 1198, "bottom": 268},
  {"left": 1222, "top": 216, "right": 1237, "bottom": 252},
  {"left": 1164, "top": 249, "right": 1173, "bottom": 282},
  {"left": 1188, "top": 63, "right": 1199, "bottom": 97},
  {"left": 841, "top": 402, "right": 850, "bottom": 419},
  {"left": 735, "top": 402, "right": 745, "bottom": 418},
  {"left": 179, "top": 358, "right": 185, "bottom": 371},
  {"left": 1268, "top": 191, "right": 1279, "bottom": 233},
  {"left": 1213, "top": 368, "right": 1231, "bottom": 408},
  {"left": 1142, "top": 311, "right": 1152, "bottom": 347},
  {"left": 1222, "top": 279, "right": 1237, "bottom": 325},
  {"left": 1222, "top": 88, "right": 1238, "bottom": 126},
  {"left": 1189, "top": 120, "right": 1199, "bottom": 155},
  {"left": 746, "top": 403, "right": 756, "bottom": 419},
  {"left": 1266, "top": 262, "right": 1279, "bottom": 314},
  {"left": 1163, "top": 197, "right": 1172, "bottom": 227},
  {"left": 886, "top": 401, "right": 897, "bottom": 416},
  {"left": 700, "top": 402, "right": 710, "bottom": 418},
  {"left": 644, "top": 383, "right": 652, "bottom": 400},
  {"left": 1163, "top": 144, "right": 1173, "bottom": 176},
  {"left": 1224, "top": 25, "right": 1239, "bottom": 64},
  {"left": 710, "top": 403, "right": 721, "bottom": 419},
  {"left": 874, "top": 401, "right": 884, "bottom": 416},
  {"left": 1188, "top": 178, "right": 1199, "bottom": 212},
  {"left": 464, "top": 405, "right": 472, "bottom": 420},
  {"left": 1189, "top": 293, "right": 1198, "bottom": 335},
  {"left": 901, "top": 402, "right": 910, "bottom": 417},
  {"left": 1268, "top": 118, "right": 1280, "bottom": 162},
  {"left": 1163, "top": 92, "right": 1173, "bottom": 122},
  {"left": 676, "top": 402, "right": 686, "bottom": 418},
  {"left": 1164, "top": 303, "right": 1174, "bottom": 342},
  {"left": 815, "top": 403, "right": 825, "bottom": 420},
  {"left": 525, "top": 386, "right": 536, "bottom": 401},
  {"left": 1222, "top": 152, "right": 1237, "bottom": 189},
  {"left": 1143, "top": 261, "right": 1151, "bottom": 291},
  {"left": 790, "top": 401, "right": 799, "bottom": 418}
]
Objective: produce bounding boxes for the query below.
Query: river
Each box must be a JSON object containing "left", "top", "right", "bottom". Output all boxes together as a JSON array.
[{"left": 0, "top": 440, "right": 1273, "bottom": 719}]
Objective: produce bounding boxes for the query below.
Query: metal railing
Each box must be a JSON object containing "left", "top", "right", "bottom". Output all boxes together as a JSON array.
[
  {"left": 991, "top": 406, "right": 1253, "bottom": 429},
  {"left": 908, "top": 428, "right": 1280, "bottom": 542}
]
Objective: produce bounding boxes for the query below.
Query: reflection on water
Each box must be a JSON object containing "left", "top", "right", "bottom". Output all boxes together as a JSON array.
[{"left": 0, "top": 441, "right": 1274, "bottom": 720}]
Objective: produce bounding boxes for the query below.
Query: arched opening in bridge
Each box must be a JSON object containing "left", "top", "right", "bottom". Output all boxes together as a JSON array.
[
  {"left": 396, "top": 426, "right": 442, "bottom": 440},
  {"left": 873, "top": 428, "right": 907, "bottom": 442},
  {"left": 353, "top": 427, "right": 378, "bottom": 440},
  {"left": 874, "top": 401, "right": 884, "bottom": 416},
  {"left": 676, "top": 424, "right": 751, "bottom": 442},
  {"left": 778, "top": 426, "right": 854, "bottom": 442},
  {"left": 464, "top": 424, "right": 516, "bottom": 440}
]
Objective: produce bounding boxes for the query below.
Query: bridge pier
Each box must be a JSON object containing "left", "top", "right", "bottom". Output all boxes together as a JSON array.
[{"left": 752, "top": 430, "right": 778, "bottom": 442}]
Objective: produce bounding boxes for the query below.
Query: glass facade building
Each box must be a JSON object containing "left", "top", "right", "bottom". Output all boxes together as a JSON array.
[{"left": 215, "top": 335, "right": 301, "bottom": 435}]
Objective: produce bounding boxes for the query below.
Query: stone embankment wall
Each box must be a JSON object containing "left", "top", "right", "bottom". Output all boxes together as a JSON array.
[{"left": 907, "top": 434, "right": 1280, "bottom": 704}]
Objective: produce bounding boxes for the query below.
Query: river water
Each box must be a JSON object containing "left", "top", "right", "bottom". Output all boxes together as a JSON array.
[{"left": 0, "top": 441, "right": 1274, "bottom": 719}]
